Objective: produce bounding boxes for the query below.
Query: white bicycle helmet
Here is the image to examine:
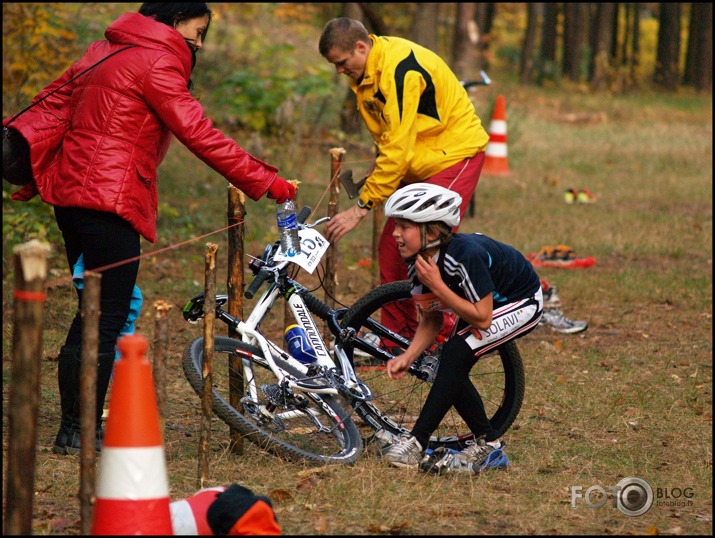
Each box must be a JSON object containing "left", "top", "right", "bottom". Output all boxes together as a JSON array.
[{"left": 384, "top": 184, "right": 462, "bottom": 228}]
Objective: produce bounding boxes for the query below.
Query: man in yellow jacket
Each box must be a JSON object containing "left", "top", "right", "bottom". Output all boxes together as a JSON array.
[{"left": 320, "top": 17, "right": 489, "bottom": 340}]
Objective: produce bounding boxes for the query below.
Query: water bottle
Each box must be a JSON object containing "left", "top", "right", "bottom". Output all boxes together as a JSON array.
[
  {"left": 276, "top": 199, "right": 300, "bottom": 256},
  {"left": 284, "top": 324, "right": 318, "bottom": 364}
]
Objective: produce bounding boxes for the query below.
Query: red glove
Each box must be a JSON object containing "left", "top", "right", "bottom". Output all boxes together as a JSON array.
[{"left": 266, "top": 176, "right": 296, "bottom": 204}]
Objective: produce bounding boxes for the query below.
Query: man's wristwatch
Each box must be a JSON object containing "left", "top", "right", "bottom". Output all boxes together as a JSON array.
[{"left": 357, "top": 198, "right": 374, "bottom": 210}]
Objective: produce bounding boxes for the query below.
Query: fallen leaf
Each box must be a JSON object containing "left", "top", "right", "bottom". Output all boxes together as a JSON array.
[
  {"left": 50, "top": 518, "right": 72, "bottom": 533},
  {"left": 268, "top": 488, "right": 293, "bottom": 501},
  {"left": 296, "top": 476, "right": 318, "bottom": 492},
  {"left": 313, "top": 515, "right": 328, "bottom": 533},
  {"left": 366, "top": 521, "right": 410, "bottom": 535},
  {"left": 297, "top": 465, "right": 330, "bottom": 478}
]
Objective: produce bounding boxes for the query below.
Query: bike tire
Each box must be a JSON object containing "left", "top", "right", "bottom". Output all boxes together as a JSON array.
[
  {"left": 340, "top": 281, "right": 525, "bottom": 450},
  {"left": 182, "top": 336, "right": 362, "bottom": 465}
]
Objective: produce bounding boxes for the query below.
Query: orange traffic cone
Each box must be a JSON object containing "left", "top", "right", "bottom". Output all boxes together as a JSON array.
[
  {"left": 483, "top": 94, "right": 510, "bottom": 175},
  {"left": 92, "top": 334, "right": 173, "bottom": 535}
]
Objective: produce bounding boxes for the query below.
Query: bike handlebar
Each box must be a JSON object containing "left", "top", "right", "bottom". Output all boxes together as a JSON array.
[
  {"left": 297, "top": 205, "right": 312, "bottom": 224},
  {"left": 244, "top": 269, "right": 271, "bottom": 299}
]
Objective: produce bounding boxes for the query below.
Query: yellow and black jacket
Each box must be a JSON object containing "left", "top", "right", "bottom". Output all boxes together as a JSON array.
[{"left": 351, "top": 35, "right": 490, "bottom": 208}]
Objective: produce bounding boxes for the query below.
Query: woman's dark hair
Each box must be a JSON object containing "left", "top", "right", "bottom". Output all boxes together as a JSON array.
[
  {"left": 139, "top": 3, "right": 212, "bottom": 42},
  {"left": 139, "top": 3, "right": 212, "bottom": 89}
]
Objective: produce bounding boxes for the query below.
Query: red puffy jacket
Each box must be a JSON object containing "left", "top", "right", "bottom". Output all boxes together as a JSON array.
[{"left": 5, "top": 12, "right": 280, "bottom": 243}]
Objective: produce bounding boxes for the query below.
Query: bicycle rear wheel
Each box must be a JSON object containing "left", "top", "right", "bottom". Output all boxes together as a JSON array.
[
  {"left": 182, "top": 336, "right": 362, "bottom": 464},
  {"left": 340, "top": 281, "right": 525, "bottom": 451}
]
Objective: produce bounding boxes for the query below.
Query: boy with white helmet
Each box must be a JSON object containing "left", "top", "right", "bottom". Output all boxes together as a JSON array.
[{"left": 381, "top": 184, "right": 543, "bottom": 474}]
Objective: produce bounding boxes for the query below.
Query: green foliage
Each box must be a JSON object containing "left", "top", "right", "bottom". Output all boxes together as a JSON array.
[
  {"left": 214, "top": 58, "right": 337, "bottom": 135},
  {"left": 2, "top": 189, "right": 62, "bottom": 265},
  {"left": 192, "top": 3, "right": 342, "bottom": 139},
  {"left": 2, "top": 3, "right": 129, "bottom": 113}
]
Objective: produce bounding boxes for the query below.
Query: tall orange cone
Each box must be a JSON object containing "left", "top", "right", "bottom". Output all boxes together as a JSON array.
[
  {"left": 92, "top": 334, "right": 173, "bottom": 535},
  {"left": 483, "top": 94, "right": 510, "bottom": 175}
]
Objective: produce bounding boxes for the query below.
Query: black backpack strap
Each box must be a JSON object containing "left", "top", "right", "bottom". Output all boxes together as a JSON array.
[{"left": 5, "top": 44, "right": 136, "bottom": 127}]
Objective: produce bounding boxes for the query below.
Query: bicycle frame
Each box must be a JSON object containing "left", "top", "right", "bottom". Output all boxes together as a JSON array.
[
  {"left": 236, "top": 278, "right": 365, "bottom": 399},
  {"left": 184, "top": 211, "right": 373, "bottom": 405}
]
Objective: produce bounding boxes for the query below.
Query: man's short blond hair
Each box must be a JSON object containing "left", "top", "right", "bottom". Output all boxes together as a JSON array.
[{"left": 319, "top": 17, "right": 370, "bottom": 56}]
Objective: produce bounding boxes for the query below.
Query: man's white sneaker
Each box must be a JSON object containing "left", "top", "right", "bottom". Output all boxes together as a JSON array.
[
  {"left": 539, "top": 308, "right": 588, "bottom": 334},
  {"left": 383, "top": 434, "right": 423, "bottom": 468}
]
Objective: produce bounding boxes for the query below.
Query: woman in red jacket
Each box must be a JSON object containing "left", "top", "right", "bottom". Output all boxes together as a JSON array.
[{"left": 4, "top": 3, "right": 296, "bottom": 455}]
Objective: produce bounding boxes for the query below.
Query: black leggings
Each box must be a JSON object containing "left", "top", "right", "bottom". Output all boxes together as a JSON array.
[
  {"left": 411, "top": 337, "right": 497, "bottom": 448},
  {"left": 54, "top": 207, "right": 140, "bottom": 354}
]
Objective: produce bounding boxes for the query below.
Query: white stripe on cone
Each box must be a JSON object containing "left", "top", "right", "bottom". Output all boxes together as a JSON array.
[
  {"left": 488, "top": 119, "right": 507, "bottom": 134},
  {"left": 485, "top": 143, "right": 508, "bottom": 157},
  {"left": 96, "top": 446, "right": 169, "bottom": 499}
]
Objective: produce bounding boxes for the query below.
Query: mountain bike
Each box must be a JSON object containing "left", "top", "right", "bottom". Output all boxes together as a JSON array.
[{"left": 181, "top": 206, "right": 525, "bottom": 464}]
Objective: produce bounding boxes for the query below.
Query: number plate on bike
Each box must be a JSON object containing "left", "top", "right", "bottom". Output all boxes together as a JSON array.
[{"left": 275, "top": 228, "right": 330, "bottom": 274}]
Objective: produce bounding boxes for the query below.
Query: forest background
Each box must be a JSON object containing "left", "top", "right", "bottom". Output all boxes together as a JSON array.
[{"left": 2, "top": 3, "right": 713, "bottom": 536}]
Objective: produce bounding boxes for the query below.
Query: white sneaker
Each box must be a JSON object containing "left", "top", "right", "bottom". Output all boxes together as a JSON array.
[
  {"left": 383, "top": 434, "right": 423, "bottom": 468},
  {"left": 371, "top": 428, "right": 397, "bottom": 456},
  {"left": 420, "top": 440, "right": 509, "bottom": 475},
  {"left": 458, "top": 438, "right": 501, "bottom": 464},
  {"left": 539, "top": 308, "right": 588, "bottom": 334}
]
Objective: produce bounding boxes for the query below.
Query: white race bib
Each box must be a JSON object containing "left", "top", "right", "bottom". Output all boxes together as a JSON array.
[{"left": 274, "top": 228, "right": 330, "bottom": 274}]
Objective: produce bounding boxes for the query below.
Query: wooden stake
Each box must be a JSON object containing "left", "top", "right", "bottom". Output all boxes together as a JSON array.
[
  {"left": 325, "top": 147, "right": 345, "bottom": 341},
  {"left": 79, "top": 271, "right": 101, "bottom": 535},
  {"left": 198, "top": 242, "right": 218, "bottom": 488},
  {"left": 4, "top": 240, "right": 50, "bottom": 535},
  {"left": 227, "top": 186, "right": 245, "bottom": 454},
  {"left": 152, "top": 300, "right": 173, "bottom": 425}
]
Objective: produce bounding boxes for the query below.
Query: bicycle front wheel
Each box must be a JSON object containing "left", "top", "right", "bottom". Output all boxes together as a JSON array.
[
  {"left": 340, "top": 281, "right": 525, "bottom": 451},
  {"left": 182, "top": 336, "right": 362, "bottom": 464}
]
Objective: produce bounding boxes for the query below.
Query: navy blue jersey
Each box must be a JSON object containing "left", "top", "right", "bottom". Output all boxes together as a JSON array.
[{"left": 409, "top": 233, "right": 541, "bottom": 312}]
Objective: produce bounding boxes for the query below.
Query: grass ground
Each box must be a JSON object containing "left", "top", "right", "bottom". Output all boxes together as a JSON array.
[{"left": 2, "top": 83, "right": 712, "bottom": 535}]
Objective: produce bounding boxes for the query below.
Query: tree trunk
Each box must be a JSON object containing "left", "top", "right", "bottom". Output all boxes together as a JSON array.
[
  {"left": 409, "top": 3, "right": 441, "bottom": 53},
  {"left": 452, "top": 3, "right": 482, "bottom": 80},
  {"left": 621, "top": 3, "right": 632, "bottom": 67},
  {"left": 590, "top": 3, "right": 616, "bottom": 90},
  {"left": 610, "top": 3, "right": 621, "bottom": 63},
  {"left": 694, "top": 3, "right": 712, "bottom": 91},
  {"left": 654, "top": 3, "right": 681, "bottom": 91},
  {"left": 563, "top": 3, "right": 587, "bottom": 82},
  {"left": 475, "top": 3, "right": 497, "bottom": 71},
  {"left": 684, "top": 3, "right": 699, "bottom": 85},
  {"left": 539, "top": 3, "right": 558, "bottom": 81},
  {"left": 630, "top": 2, "right": 642, "bottom": 86},
  {"left": 357, "top": 2, "right": 389, "bottom": 35},
  {"left": 520, "top": 3, "right": 540, "bottom": 85},
  {"left": 685, "top": 3, "right": 713, "bottom": 91}
]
